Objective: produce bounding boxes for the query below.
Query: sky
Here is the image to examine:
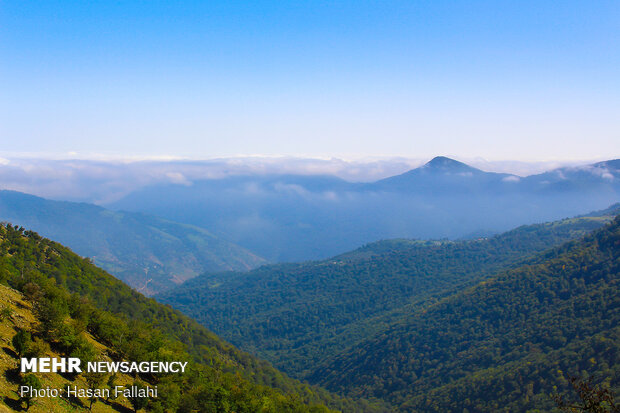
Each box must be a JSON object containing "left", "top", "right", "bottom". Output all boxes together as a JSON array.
[{"left": 1, "top": 1, "right": 619, "bottom": 161}]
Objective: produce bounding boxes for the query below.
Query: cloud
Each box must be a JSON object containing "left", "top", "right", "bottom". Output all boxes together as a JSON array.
[
  {"left": 502, "top": 175, "right": 521, "bottom": 182},
  {"left": 583, "top": 166, "right": 615, "bottom": 180},
  {"left": 0, "top": 155, "right": 611, "bottom": 205},
  {"left": 273, "top": 183, "right": 310, "bottom": 197},
  {"left": 465, "top": 158, "right": 597, "bottom": 177},
  {"left": 0, "top": 156, "right": 421, "bottom": 203},
  {"left": 165, "top": 172, "right": 192, "bottom": 186}
]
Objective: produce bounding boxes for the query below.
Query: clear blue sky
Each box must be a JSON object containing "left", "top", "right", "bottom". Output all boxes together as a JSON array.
[{"left": 1, "top": 1, "right": 619, "bottom": 160}]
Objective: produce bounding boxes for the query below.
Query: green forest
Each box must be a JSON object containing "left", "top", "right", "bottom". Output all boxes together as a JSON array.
[
  {"left": 311, "top": 216, "right": 620, "bottom": 411},
  {"left": 0, "top": 223, "right": 382, "bottom": 412},
  {"left": 1, "top": 208, "right": 618, "bottom": 412},
  {"left": 157, "top": 209, "right": 617, "bottom": 378}
]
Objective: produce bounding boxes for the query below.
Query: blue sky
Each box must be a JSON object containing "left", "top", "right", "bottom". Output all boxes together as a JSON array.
[{"left": 1, "top": 1, "right": 619, "bottom": 160}]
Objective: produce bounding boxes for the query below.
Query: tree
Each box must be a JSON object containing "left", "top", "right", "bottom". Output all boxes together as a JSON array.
[
  {"left": 83, "top": 371, "right": 107, "bottom": 410},
  {"left": 12, "top": 329, "right": 31, "bottom": 357},
  {"left": 554, "top": 376, "right": 620, "bottom": 413},
  {"left": 22, "top": 282, "right": 43, "bottom": 302},
  {"left": 0, "top": 305, "right": 13, "bottom": 322},
  {"left": 106, "top": 373, "right": 118, "bottom": 403},
  {"left": 24, "top": 337, "right": 50, "bottom": 358},
  {"left": 128, "top": 380, "right": 149, "bottom": 412},
  {"left": 20, "top": 373, "right": 41, "bottom": 411}
]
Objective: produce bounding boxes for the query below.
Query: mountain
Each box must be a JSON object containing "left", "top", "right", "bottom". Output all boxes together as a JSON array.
[
  {"left": 156, "top": 206, "right": 619, "bottom": 379},
  {"left": 0, "top": 190, "right": 266, "bottom": 294},
  {"left": 0, "top": 222, "right": 381, "bottom": 412},
  {"left": 374, "top": 157, "right": 620, "bottom": 194},
  {"left": 372, "top": 156, "right": 511, "bottom": 192},
  {"left": 109, "top": 174, "right": 367, "bottom": 262},
  {"left": 309, "top": 216, "right": 620, "bottom": 412},
  {"left": 109, "top": 157, "right": 620, "bottom": 261},
  {"left": 521, "top": 159, "right": 620, "bottom": 193}
]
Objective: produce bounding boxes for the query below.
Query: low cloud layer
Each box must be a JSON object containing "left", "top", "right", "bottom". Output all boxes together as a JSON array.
[{"left": 0, "top": 155, "right": 606, "bottom": 204}]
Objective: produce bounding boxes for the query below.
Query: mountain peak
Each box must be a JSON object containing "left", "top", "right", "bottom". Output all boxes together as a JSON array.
[{"left": 424, "top": 156, "right": 474, "bottom": 172}]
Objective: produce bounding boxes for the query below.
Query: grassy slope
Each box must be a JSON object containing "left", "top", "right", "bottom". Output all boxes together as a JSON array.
[{"left": 0, "top": 283, "right": 136, "bottom": 412}]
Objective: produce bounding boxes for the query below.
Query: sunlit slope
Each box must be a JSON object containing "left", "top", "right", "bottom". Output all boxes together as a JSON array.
[{"left": 0, "top": 283, "right": 141, "bottom": 412}]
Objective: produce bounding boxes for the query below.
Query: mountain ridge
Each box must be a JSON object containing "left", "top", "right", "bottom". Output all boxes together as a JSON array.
[
  {"left": 0, "top": 190, "right": 266, "bottom": 294},
  {"left": 109, "top": 157, "right": 620, "bottom": 261}
]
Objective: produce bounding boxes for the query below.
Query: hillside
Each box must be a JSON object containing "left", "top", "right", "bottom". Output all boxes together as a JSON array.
[
  {"left": 109, "top": 157, "right": 620, "bottom": 261},
  {"left": 0, "top": 223, "right": 380, "bottom": 412},
  {"left": 0, "top": 190, "right": 266, "bottom": 294},
  {"left": 310, "top": 216, "right": 620, "bottom": 412},
  {"left": 0, "top": 283, "right": 140, "bottom": 412},
  {"left": 156, "top": 207, "right": 618, "bottom": 378}
]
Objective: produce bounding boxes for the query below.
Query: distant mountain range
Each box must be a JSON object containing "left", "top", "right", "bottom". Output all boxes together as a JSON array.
[
  {"left": 0, "top": 190, "right": 265, "bottom": 294},
  {"left": 375, "top": 157, "right": 620, "bottom": 193},
  {"left": 1, "top": 157, "right": 618, "bottom": 289},
  {"left": 109, "top": 157, "right": 620, "bottom": 261}
]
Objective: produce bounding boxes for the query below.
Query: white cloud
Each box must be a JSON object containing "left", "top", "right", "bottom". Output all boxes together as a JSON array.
[
  {"left": 0, "top": 156, "right": 613, "bottom": 205},
  {"left": 165, "top": 172, "right": 192, "bottom": 186},
  {"left": 273, "top": 183, "right": 310, "bottom": 197},
  {"left": 502, "top": 175, "right": 521, "bottom": 182},
  {"left": 583, "top": 166, "right": 615, "bottom": 180}
]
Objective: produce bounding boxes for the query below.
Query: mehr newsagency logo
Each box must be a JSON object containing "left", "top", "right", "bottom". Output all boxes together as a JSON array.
[{"left": 19, "top": 357, "right": 187, "bottom": 399}]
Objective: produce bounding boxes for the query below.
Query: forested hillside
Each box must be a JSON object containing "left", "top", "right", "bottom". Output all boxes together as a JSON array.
[
  {"left": 311, "top": 216, "right": 620, "bottom": 412},
  {"left": 157, "top": 207, "right": 618, "bottom": 378},
  {"left": 0, "top": 190, "right": 266, "bottom": 294},
  {"left": 0, "top": 223, "right": 380, "bottom": 412}
]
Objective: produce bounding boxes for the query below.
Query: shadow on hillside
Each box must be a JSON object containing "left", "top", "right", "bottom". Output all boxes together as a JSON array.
[
  {"left": 2, "top": 346, "right": 17, "bottom": 358},
  {"left": 3, "top": 395, "right": 24, "bottom": 411},
  {"left": 14, "top": 301, "right": 28, "bottom": 310},
  {"left": 59, "top": 371, "right": 78, "bottom": 382},
  {"left": 101, "top": 398, "right": 134, "bottom": 412},
  {"left": 62, "top": 393, "right": 85, "bottom": 409},
  {"left": 4, "top": 367, "right": 20, "bottom": 384}
]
